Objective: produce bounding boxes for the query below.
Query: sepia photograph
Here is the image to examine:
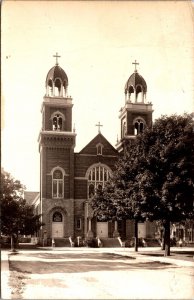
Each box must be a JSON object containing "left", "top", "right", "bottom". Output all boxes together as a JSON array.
[{"left": 1, "top": 0, "right": 194, "bottom": 299}]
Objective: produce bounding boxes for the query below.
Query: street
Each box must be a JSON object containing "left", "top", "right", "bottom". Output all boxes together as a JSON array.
[{"left": 2, "top": 247, "right": 194, "bottom": 299}]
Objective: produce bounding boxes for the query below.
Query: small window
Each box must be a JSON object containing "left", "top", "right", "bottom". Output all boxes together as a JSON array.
[
  {"left": 76, "top": 218, "right": 81, "bottom": 230},
  {"left": 96, "top": 143, "right": 103, "bottom": 155}
]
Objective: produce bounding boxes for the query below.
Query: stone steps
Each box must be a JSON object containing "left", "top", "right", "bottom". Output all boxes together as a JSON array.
[
  {"left": 54, "top": 238, "right": 72, "bottom": 247},
  {"left": 143, "top": 238, "right": 161, "bottom": 247},
  {"left": 100, "top": 238, "right": 122, "bottom": 248}
]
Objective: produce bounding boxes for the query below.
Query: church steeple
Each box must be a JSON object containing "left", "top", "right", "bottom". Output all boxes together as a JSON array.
[
  {"left": 116, "top": 61, "right": 153, "bottom": 153},
  {"left": 40, "top": 54, "right": 73, "bottom": 133},
  {"left": 38, "top": 55, "right": 76, "bottom": 241},
  {"left": 124, "top": 60, "right": 147, "bottom": 104},
  {"left": 45, "top": 53, "right": 68, "bottom": 98}
]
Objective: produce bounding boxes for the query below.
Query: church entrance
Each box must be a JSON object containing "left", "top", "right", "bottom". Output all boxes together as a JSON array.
[
  {"left": 52, "top": 212, "right": 64, "bottom": 238},
  {"left": 138, "top": 222, "right": 146, "bottom": 238},
  {"left": 96, "top": 222, "right": 108, "bottom": 238}
]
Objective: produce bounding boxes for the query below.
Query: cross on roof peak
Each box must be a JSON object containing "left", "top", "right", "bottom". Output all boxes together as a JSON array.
[
  {"left": 95, "top": 121, "right": 103, "bottom": 133},
  {"left": 132, "top": 60, "right": 139, "bottom": 72},
  {"left": 53, "top": 52, "right": 61, "bottom": 65}
]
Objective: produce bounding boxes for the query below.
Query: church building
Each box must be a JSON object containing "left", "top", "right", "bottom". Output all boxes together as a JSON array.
[{"left": 34, "top": 54, "right": 156, "bottom": 246}]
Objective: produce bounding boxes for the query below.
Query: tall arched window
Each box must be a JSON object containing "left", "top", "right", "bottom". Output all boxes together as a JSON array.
[
  {"left": 52, "top": 169, "right": 64, "bottom": 198},
  {"left": 128, "top": 85, "right": 135, "bottom": 102},
  {"left": 133, "top": 118, "right": 145, "bottom": 135},
  {"left": 54, "top": 78, "right": 63, "bottom": 97},
  {"left": 48, "top": 79, "right": 53, "bottom": 96},
  {"left": 136, "top": 85, "right": 143, "bottom": 103},
  {"left": 86, "top": 164, "right": 112, "bottom": 198}
]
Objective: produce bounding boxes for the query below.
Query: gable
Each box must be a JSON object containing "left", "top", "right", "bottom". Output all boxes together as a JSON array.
[
  {"left": 79, "top": 133, "right": 118, "bottom": 156},
  {"left": 24, "top": 191, "right": 40, "bottom": 205}
]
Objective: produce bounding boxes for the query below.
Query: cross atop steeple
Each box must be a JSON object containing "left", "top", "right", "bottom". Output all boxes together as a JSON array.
[
  {"left": 95, "top": 121, "right": 103, "bottom": 133},
  {"left": 132, "top": 60, "right": 139, "bottom": 72},
  {"left": 53, "top": 52, "right": 61, "bottom": 65}
]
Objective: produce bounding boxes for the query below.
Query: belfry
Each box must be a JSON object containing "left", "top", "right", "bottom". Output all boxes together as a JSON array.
[{"left": 116, "top": 60, "right": 153, "bottom": 152}]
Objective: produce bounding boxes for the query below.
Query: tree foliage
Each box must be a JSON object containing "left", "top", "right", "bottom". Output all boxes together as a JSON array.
[
  {"left": 91, "top": 113, "right": 194, "bottom": 255},
  {"left": 137, "top": 113, "right": 194, "bottom": 223},
  {"left": 1, "top": 171, "right": 43, "bottom": 239},
  {"left": 136, "top": 113, "right": 194, "bottom": 255}
]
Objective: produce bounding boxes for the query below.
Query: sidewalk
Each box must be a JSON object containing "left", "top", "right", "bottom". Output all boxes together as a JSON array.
[{"left": 1, "top": 251, "right": 11, "bottom": 299}]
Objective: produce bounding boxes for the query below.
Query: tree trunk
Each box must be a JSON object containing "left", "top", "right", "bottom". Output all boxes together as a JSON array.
[
  {"left": 11, "top": 234, "right": 16, "bottom": 252},
  {"left": 164, "top": 220, "right": 170, "bottom": 256},
  {"left": 11, "top": 234, "right": 17, "bottom": 252},
  {"left": 134, "top": 219, "right": 138, "bottom": 252},
  {"left": 11, "top": 235, "right": 14, "bottom": 251},
  {"left": 161, "top": 228, "right": 165, "bottom": 250}
]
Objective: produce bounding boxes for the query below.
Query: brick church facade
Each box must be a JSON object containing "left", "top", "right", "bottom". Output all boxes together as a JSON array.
[{"left": 35, "top": 56, "right": 158, "bottom": 245}]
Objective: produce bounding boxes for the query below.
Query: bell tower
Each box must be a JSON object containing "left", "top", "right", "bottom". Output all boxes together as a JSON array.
[
  {"left": 38, "top": 53, "right": 76, "bottom": 240},
  {"left": 116, "top": 60, "right": 153, "bottom": 152}
]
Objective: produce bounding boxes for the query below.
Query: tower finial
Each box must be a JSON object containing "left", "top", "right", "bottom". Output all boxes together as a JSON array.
[
  {"left": 95, "top": 122, "right": 103, "bottom": 133},
  {"left": 53, "top": 52, "right": 61, "bottom": 65},
  {"left": 132, "top": 60, "right": 139, "bottom": 72}
]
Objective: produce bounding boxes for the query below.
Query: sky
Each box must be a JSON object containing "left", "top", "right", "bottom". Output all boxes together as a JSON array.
[{"left": 1, "top": 0, "right": 194, "bottom": 191}]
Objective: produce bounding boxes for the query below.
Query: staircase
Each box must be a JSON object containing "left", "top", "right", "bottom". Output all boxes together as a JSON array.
[
  {"left": 100, "top": 238, "right": 122, "bottom": 248},
  {"left": 54, "top": 238, "right": 72, "bottom": 247},
  {"left": 143, "top": 238, "right": 161, "bottom": 247},
  {"left": 18, "top": 243, "right": 37, "bottom": 249}
]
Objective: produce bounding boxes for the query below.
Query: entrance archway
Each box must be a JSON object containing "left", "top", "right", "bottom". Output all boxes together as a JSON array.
[{"left": 52, "top": 212, "right": 64, "bottom": 238}]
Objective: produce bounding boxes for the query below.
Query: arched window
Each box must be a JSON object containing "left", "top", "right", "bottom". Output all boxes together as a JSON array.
[
  {"left": 128, "top": 85, "right": 135, "bottom": 102},
  {"left": 53, "top": 212, "right": 63, "bottom": 222},
  {"left": 48, "top": 79, "right": 53, "bottom": 96},
  {"left": 51, "top": 111, "right": 65, "bottom": 131},
  {"left": 133, "top": 118, "right": 145, "bottom": 135},
  {"left": 136, "top": 85, "right": 144, "bottom": 103},
  {"left": 54, "top": 78, "right": 62, "bottom": 97},
  {"left": 52, "top": 169, "right": 64, "bottom": 198},
  {"left": 86, "top": 164, "right": 112, "bottom": 198}
]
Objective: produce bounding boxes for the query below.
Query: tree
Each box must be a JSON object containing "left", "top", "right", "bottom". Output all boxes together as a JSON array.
[
  {"left": 1, "top": 170, "right": 43, "bottom": 250},
  {"left": 136, "top": 113, "right": 194, "bottom": 255},
  {"left": 91, "top": 140, "right": 144, "bottom": 251},
  {"left": 91, "top": 113, "right": 194, "bottom": 256}
]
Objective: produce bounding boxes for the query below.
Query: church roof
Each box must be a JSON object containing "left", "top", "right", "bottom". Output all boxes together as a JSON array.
[
  {"left": 125, "top": 71, "right": 147, "bottom": 94},
  {"left": 46, "top": 65, "right": 68, "bottom": 87},
  {"left": 24, "top": 191, "right": 39, "bottom": 205},
  {"left": 79, "top": 133, "right": 118, "bottom": 156}
]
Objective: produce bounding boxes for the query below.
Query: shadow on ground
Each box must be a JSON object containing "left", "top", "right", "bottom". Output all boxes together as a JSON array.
[{"left": 9, "top": 252, "right": 175, "bottom": 275}]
